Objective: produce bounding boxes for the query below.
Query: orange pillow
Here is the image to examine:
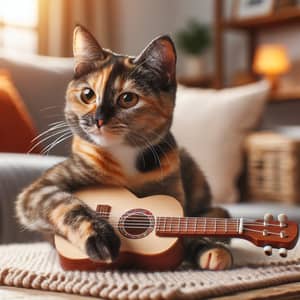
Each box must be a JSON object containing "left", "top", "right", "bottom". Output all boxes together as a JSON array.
[{"left": 0, "top": 70, "right": 39, "bottom": 153}]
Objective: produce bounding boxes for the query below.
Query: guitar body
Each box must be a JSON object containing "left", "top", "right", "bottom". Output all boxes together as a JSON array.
[{"left": 55, "top": 188, "right": 184, "bottom": 271}]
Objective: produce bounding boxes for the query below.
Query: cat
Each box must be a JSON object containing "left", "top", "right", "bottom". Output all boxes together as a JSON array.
[{"left": 16, "top": 25, "right": 232, "bottom": 270}]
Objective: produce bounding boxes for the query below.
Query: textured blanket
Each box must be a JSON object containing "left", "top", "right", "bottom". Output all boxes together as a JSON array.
[{"left": 1, "top": 239, "right": 300, "bottom": 299}]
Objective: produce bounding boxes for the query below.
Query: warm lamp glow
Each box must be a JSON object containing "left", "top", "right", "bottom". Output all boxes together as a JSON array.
[
  {"left": 253, "top": 45, "right": 290, "bottom": 90},
  {"left": 253, "top": 45, "right": 290, "bottom": 76}
]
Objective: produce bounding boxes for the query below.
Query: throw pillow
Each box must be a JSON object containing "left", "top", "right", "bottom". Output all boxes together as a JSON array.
[
  {"left": 172, "top": 80, "right": 269, "bottom": 203},
  {"left": 0, "top": 52, "right": 73, "bottom": 155},
  {"left": 0, "top": 70, "right": 39, "bottom": 153}
]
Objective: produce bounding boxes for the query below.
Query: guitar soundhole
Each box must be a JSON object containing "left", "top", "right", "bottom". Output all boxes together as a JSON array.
[{"left": 119, "top": 209, "right": 154, "bottom": 239}]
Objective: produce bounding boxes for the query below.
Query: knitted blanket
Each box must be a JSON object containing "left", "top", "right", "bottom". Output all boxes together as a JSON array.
[{"left": 1, "top": 239, "right": 300, "bottom": 300}]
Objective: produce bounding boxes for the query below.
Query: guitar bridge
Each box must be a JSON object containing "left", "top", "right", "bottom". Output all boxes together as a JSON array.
[{"left": 96, "top": 205, "right": 111, "bottom": 220}]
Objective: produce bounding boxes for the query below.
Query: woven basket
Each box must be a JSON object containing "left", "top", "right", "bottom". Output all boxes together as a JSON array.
[{"left": 245, "top": 132, "right": 300, "bottom": 203}]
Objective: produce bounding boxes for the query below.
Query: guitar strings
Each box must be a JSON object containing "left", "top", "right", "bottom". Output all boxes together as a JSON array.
[
  {"left": 93, "top": 213, "right": 258, "bottom": 222},
  {"left": 243, "top": 227, "right": 281, "bottom": 236},
  {"left": 94, "top": 218, "right": 282, "bottom": 227},
  {"left": 102, "top": 223, "right": 282, "bottom": 236},
  {"left": 89, "top": 213, "right": 283, "bottom": 227},
  {"left": 92, "top": 212, "right": 270, "bottom": 223},
  {"left": 101, "top": 220, "right": 278, "bottom": 228},
  {"left": 110, "top": 222, "right": 284, "bottom": 236},
  {"left": 94, "top": 219, "right": 283, "bottom": 234}
]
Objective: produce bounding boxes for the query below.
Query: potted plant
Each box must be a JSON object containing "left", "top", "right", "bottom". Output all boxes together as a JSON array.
[{"left": 176, "top": 20, "right": 211, "bottom": 78}]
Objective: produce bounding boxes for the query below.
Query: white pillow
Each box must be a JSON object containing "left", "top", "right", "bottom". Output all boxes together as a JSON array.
[{"left": 172, "top": 81, "right": 269, "bottom": 203}]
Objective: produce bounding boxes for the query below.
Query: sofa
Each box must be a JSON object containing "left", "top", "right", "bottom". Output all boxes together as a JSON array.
[{"left": 1, "top": 51, "right": 300, "bottom": 246}]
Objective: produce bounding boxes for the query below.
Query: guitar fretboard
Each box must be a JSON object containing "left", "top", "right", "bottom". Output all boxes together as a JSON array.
[{"left": 156, "top": 217, "right": 243, "bottom": 237}]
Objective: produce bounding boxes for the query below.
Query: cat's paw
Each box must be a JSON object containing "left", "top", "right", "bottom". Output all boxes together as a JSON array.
[
  {"left": 85, "top": 221, "right": 121, "bottom": 262},
  {"left": 197, "top": 246, "right": 233, "bottom": 271}
]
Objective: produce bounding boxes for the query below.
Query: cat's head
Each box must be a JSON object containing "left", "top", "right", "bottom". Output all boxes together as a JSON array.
[{"left": 65, "top": 25, "right": 177, "bottom": 148}]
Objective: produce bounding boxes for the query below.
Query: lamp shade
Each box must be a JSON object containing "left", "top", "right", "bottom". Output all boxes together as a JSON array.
[{"left": 253, "top": 45, "right": 290, "bottom": 76}]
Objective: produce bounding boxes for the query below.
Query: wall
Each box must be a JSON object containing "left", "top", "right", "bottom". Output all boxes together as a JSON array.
[
  {"left": 111, "top": 0, "right": 248, "bottom": 81},
  {"left": 111, "top": 0, "right": 300, "bottom": 83},
  {"left": 111, "top": 0, "right": 217, "bottom": 75}
]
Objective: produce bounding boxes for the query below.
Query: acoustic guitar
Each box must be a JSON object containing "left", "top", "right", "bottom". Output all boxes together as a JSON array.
[{"left": 54, "top": 188, "right": 298, "bottom": 271}]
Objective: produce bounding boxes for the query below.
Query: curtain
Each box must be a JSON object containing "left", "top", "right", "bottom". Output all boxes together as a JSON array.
[{"left": 37, "top": 0, "right": 114, "bottom": 57}]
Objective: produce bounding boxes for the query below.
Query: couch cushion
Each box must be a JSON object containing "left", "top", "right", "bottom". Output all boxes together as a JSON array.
[
  {"left": 0, "top": 153, "right": 65, "bottom": 244},
  {"left": 0, "top": 52, "right": 74, "bottom": 155},
  {"left": 0, "top": 70, "right": 39, "bottom": 153},
  {"left": 172, "top": 81, "right": 269, "bottom": 203}
]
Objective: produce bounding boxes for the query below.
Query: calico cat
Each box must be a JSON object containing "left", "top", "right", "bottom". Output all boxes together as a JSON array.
[{"left": 16, "top": 25, "right": 232, "bottom": 270}]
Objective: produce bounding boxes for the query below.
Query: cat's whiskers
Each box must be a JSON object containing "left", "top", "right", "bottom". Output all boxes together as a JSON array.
[
  {"left": 132, "top": 127, "right": 175, "bottom": 178},
  {"left": 48, "top": 120, "right": 68, "bottom": 126},
  {"left": 130, "top": 131, "right": 164, "bottom": 180},
  {"left": 41, "top": 132, "right": 73, "bottom": 155},
  {"left": 39, "top": 105, "right": 61, "bottom": 112},
  {"left": 42, "top": 136, "right": 72, "bottom": 156},
  {"left": 31, "top": 122, "right": 69, "bottom": 143},
  {"left": 142, "top": 137, "right": 164, "bottom": 180},
  {"left": 28, "top": 128, "right": 71, "bottom": 153},
  {"left": 144, "top": 127, "right": 175, "bottom": 149},
  {"left": 143, "top": 128, "right": 173, "bottom": 167}
]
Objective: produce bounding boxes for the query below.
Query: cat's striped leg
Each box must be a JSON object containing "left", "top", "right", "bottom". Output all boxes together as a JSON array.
[{"left": 16, "top": 157, "right": 120, "bottom": 262}]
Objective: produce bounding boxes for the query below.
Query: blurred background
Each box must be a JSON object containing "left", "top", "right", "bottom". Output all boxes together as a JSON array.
[
  {"left": 1, "top": 0, "right": 299, "bottom": 83},
  {"left": 2, "top": 0, "right": 300, "bottom": 85}
]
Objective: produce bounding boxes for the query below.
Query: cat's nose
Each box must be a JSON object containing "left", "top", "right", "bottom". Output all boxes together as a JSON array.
[{"left": 96, "top": 119, "right": 104, "bottom": 128}]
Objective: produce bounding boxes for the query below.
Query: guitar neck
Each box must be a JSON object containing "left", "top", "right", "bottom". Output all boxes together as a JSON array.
[{"left": 156, "top": 216, "right": 244, "bottom": 238}]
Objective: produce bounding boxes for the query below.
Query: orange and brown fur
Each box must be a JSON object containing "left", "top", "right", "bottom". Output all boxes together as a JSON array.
[{"left": 16, "top": 26, "right": 232, "bottom": 270}]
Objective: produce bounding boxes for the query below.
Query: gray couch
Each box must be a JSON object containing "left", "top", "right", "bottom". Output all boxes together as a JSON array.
[{"left": 0, "top": 154, "right": 64, "bottom": 243}]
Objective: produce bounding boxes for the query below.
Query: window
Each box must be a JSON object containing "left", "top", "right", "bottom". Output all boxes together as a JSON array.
[{"left": 0, "top": 0, "right": 38, "bottom": 53}]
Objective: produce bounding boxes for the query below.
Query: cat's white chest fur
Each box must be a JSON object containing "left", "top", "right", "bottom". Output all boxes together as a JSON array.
[{"left": 108, "top": 145, "right": 139, "bottom": 176}]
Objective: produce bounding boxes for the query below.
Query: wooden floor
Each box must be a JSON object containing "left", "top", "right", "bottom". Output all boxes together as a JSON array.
[
  {"left": 0, "top": 287, "right": 95, "bottom": 300},
  {"left": 1, "top": 282, "right": 300, "bottom": 300},
  {"left": 209, "top": 282, "right": 300, "bottom": 300}
]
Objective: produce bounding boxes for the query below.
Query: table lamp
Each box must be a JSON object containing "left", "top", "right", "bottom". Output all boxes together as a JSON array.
[{"left": 253, "top": 45, "right": 290, "bottom": 90}]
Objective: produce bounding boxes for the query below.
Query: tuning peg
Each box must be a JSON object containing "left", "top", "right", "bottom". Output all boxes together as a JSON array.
[
  {"left": 278, "top": 214, "right": 288, "bottom": 227},
  {"left": 264, "top": 213, "right": 273, "bottom": 224},
  {"left": 279, "top": 248, "right": 287, "bottom": 258},
  {"left": 263, "top": 245, "right": 272, "bottom": 256},
  {"left": 263, "top": 229, "right": 269, "bottom": 236},
  {"left": 280, "top": 230, "right": 287, "bottom": 238}
]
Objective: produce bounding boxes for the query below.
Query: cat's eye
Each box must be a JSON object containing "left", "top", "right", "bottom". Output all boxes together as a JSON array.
[
  {"left": 80, "top": 88, "right": 95, "bottom": 104},
  {"left": 117, "top": 92, "right": 139, "bottom": 109}
]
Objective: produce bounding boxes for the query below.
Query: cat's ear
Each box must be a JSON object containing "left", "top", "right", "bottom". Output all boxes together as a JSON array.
[
  {"left": 134, "top": 35, "right": 176, "bottom": 83},
  {"left": 73, "top": 25, "right": 106, "bottom": 77}
]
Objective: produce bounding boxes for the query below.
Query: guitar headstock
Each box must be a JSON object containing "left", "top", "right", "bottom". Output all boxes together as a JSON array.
[{"left": 241, "top": 213, "right": 298, "bottom": 257}]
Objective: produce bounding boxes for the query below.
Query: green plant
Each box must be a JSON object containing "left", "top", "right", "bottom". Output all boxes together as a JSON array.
[{"left": 175, "top": 20, "right": 211, "bottom": 56}]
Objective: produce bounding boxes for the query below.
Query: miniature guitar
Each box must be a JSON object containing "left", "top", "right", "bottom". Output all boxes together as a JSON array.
[{"left": 54, "top": 188, "right": 298, "bottom": 271}]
